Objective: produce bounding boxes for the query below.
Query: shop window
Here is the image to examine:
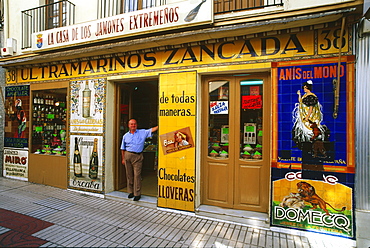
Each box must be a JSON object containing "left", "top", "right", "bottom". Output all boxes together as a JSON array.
[
  {"left": 208, "top": 81, "right": 230, "bottom": 159},
  {"left": 31, "top": 89, "right": 67, "bottom": 155},
  {"left": 240, "top": 79, "right": 263, "bottom": 160}
]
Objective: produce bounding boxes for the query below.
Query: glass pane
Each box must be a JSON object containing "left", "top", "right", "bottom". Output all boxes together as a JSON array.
[
  {"left": 208, "top": 81, "right": 229, "bottom": 159},
  {"left": 240, "top": 79, "right": 263, "bottom": 160},
  {"left": 32, "top": 89, "right": 67, "bottom": 155},
  {"left": 125, "top": 0, "right": 138, "bottom": 12}
]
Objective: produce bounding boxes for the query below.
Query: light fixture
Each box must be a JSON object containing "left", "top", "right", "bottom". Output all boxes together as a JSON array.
[
  {"left": 233, "top": 74, "right": 251, "bottom": 76},
  {"left": 240, "top": 80, "right": 263, "bottom": 85}
]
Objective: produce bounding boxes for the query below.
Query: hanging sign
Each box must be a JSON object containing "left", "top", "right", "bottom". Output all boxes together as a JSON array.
[
  {"left": 210, "top": 101, "right": 228, "bottom": 114},
  {"left": 242, "top": 95, "right": 262, "bottom": 109}
]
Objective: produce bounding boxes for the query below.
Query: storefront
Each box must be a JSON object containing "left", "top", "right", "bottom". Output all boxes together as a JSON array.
[{"left": 3, "top": 21, "right": 356, "bottom": 239}]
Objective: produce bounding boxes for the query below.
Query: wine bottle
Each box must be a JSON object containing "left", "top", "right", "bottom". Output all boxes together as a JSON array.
[
  {"left": 73, "top": 137, "right": 83, "bottom": 177},
  {"left": 34, "top": 93, "right": 39, "bottom": 104},
  {"left": 82, "top": 81, "right": 91, "bottom": 118},
  {"left": 89, "top": 138, "right": 98, "bottom": 179}
]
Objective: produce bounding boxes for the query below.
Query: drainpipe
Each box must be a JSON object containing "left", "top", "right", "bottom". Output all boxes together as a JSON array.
[{"left": 333, "top": 16, "right": 346, "bottom": 119}]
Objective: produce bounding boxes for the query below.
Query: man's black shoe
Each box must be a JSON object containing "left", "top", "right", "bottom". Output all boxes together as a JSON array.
[
  {"left": 128, "top": 193, "right": 134, "bottom": 198},
  {"left": 133, "top": 195, "right": 141, "bottom": 201}
]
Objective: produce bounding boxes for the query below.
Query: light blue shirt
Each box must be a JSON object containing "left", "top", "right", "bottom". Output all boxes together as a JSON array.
[{"left": 120, "top": 129, "right": 152, "bottom": 153}]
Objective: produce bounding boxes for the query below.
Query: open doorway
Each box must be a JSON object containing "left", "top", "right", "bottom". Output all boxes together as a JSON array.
[{"left": 117, "top": 80, "right": 158, "bottom": 197}]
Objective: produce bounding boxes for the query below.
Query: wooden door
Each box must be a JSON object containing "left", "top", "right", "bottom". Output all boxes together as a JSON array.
[
  {"left": 115, "top": 84, "right": 131, "bottom": 190},
  {"left": 201, "top": 74, "right": 271, "bottom": 212}
]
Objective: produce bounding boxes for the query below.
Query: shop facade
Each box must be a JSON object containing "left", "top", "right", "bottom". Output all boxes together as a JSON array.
[{"left": 2, "top": 2, "right": 359, "bottom": 241}]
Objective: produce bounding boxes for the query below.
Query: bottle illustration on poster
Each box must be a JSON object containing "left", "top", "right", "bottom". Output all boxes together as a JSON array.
[
  {"left": 73, "top": 137, "right": 82, "bottom": 177},
  {"left": 82, "top": 81, "right": 91, "bottom": 118},
  {"left": 69, "top": 135, "right": 103, "bottom": 192},
  {"left": 70, "top": 79, "right": 106, "bottom": 134},
  {"left": 89, "top": 138, "right": 99, "bottom": 179}
]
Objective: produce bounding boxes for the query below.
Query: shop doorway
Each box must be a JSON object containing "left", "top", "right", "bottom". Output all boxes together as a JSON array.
[
  {"left": 201, "top": 74, "right": 271, "bottom": 212},
  {"left": 116, "top": 81, "right": 158, "bottom": 197}
]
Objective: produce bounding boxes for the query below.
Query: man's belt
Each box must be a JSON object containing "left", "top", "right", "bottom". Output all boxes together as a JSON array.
[{"left": 127, "top": 151, "right": 142, "bottom": 155}]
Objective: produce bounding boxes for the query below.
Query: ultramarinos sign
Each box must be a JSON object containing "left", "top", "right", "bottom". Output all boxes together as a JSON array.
[{"left": 32, "top": 0, "right": 213, "bottom": 51}]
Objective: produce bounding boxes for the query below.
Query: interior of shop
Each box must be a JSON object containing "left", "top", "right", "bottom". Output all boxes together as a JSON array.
[
  {"left": 118, "top": 81, "right": 158, "bottom": 197},
  {"left": 31, "top": 88, "right": 68, "bottom": 155}
]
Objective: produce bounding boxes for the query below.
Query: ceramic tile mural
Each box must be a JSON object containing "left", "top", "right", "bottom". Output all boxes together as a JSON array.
[{"left": 272, "top": 61, "right": 355, "bottom": 239}]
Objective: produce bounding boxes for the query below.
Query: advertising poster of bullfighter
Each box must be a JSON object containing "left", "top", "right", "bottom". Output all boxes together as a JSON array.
[{"left": 271, "top": 60, "right": 355, "bottom": 239}]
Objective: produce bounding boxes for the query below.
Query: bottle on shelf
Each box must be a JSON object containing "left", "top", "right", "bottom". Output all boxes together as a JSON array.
[
  {"left": 82, "top": 81, "right": 91, "bottom": 118},
  {"left": 73, "top": 137, "right": 83, "bottom": 177},
  {"left": 40, "top": 95, "right": 44, "bottom": 105},
  {"left": 89, "top": 138, "right": 99, "bottom": 179},
  {"left": 34, "top": 93, "right": 39, "bottom": 105}
]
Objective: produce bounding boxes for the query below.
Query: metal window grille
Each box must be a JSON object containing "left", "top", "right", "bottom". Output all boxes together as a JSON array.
[
  {"left": 21, "top": 0, "right": 75, "bottom": 49},
  {"left": 214, "top": 0, "right": 283, "bottom": 14},
  {"left": 98, "top": 0, "right": 167, "bottom": 18}
]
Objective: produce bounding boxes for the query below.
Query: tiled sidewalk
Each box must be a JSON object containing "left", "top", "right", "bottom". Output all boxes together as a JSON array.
[
  {"left": 0, "top": 208, "right": 53, "bottom": 247},
  {"left": 0, "top": 177, "right": 356, "bottom": 247}
]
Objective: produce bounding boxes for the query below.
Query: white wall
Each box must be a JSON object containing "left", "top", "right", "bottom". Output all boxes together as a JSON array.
[
  {"left": 4, "top": 0, "right": 35, "bottom": 50},
  {"left": 3, "top": 0, "right": 99, "bottom": 53},
  {"left": 74, "top": 0, "right": 98, "bottom": 24}
]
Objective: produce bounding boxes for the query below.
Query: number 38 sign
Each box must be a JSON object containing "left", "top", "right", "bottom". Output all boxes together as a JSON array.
[
  {"left": 318, "top": 27, "right": 349, "bottom": 55},
  {"left": 6, "top": 69, "right": 17, "bottom": 84}
]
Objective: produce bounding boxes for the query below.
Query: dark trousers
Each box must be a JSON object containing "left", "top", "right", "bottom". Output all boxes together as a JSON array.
[{"left": 124, "top": 152, "right": 143, "bottom": 196}]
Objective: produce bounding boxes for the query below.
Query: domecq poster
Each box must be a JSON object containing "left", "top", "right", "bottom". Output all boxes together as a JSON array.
[{"left": 272, "top": 61, "right": 355, "bottom": 239}]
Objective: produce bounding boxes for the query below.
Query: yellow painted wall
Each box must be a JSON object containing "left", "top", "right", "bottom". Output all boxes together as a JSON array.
[{"left": 158, "top": 71, "right": 197, "bottom": 211}]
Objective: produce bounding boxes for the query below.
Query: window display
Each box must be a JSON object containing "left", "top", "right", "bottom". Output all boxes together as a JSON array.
[
  {"left": 31, "top": 89, "right": 67, "bottom": 155},
  {"left": 208, "top": 81, "right": 229, "bottom": 159},
  {"left": 207, "top": 79, "right": 264, "bottom": 160},
  {"left": 240, "top": 80, "right": 263, "bottom": 160}
]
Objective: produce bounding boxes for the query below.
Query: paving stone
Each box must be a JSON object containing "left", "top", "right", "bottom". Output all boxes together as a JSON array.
[
  {"left": 148, "top": 237, "right": 165, "bottom": 247},
  {"left": 35, "top": 197, "right": 75, "bottom": 211},
  {"left": 58, "top": 231, "right": 85, "bottom": 246},
  {"left": 131, "top": 235, "right": 151, "bottom": 247},
  {"left": 26, "top": 206, "right": 59, "bottom": 219},
  {"left": 258, "top": 233, "right": 266, "bottom": 247},
  {"left": 116, "top": 229, "right": 137, "bottom": 244},
  {"left": 210, "top": 222, "right": 224, "bottom": 237},
  {"left": 224, "top": 224, "right": 235, "bottom": 240},
  {"left": 204, "top": 234, "right": 218, "bottom": 247},
  {"left": 140, "top": 236, "right": 159, "bottom": 247},
  {"left": 63, "top": 232, "right": 91, "bottom": 247},
  {"left": 78, "top": 235, "right": 98, "bottom": 247}
]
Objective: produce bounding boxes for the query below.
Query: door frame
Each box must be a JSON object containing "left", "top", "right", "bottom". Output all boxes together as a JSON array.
[
  {"left": 114, "top": 79, "right": 159, "bottom": 191},
  {"left": 200, "top": 72, "right": 271, "bottom": 212}
]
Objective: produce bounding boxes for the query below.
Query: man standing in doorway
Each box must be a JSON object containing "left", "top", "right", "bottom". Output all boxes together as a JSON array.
[{"left": 121, "top": 119, "right": 158, "bottom": 201}]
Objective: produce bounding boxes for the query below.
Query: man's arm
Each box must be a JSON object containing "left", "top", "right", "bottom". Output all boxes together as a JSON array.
[
  {"left": 151, "top": 126, "right": 158, "bottom": 132},
  {"left": 121, "top": 150, "right": 125, "bottom": 165}
]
